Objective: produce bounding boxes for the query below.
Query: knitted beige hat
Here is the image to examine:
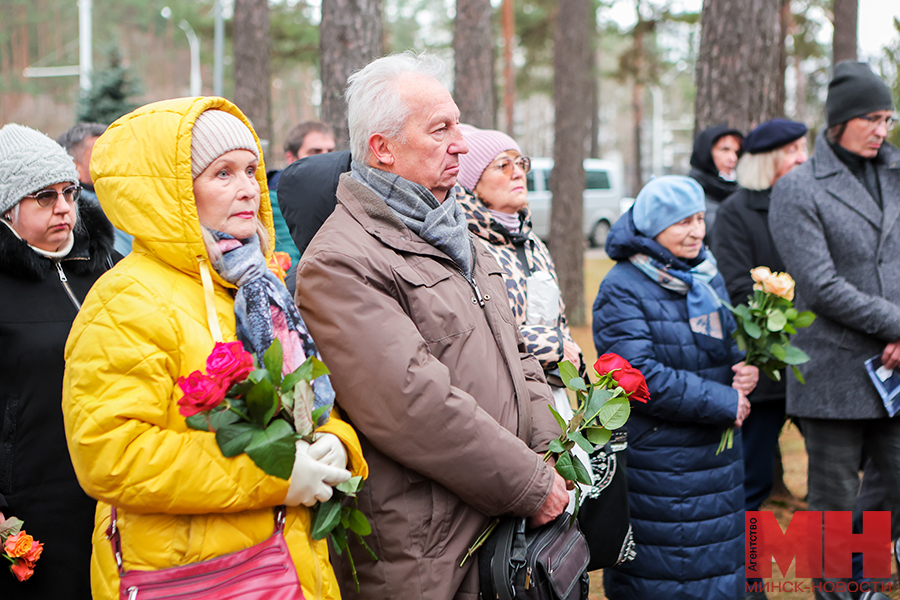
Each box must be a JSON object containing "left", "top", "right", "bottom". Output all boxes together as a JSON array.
[{"left": 190, "top": 110, "right": 259, "bottom": 179}]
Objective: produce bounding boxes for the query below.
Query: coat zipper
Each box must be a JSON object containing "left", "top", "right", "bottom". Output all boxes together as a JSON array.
[{"left": 55, "top": 262, "right": 82, "bottom": 310}]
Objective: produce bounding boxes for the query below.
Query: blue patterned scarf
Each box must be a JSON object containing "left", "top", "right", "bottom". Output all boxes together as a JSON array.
[
  {"left": 210, "top": 231, "right": 334, "bottom": 420},
  {"left": 630, "top": 252, "right": 734, "bottom": 358}
]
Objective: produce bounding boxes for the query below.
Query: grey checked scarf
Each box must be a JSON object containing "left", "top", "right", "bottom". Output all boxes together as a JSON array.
[{"left": 351, "top": 160, "right": 473, "bottom": 277}]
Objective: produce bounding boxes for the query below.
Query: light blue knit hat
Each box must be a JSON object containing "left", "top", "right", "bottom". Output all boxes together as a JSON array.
[
  {"left": 0, "top": 123, "right": 79, "bottom": 215},
  {"left": 632, "top": 176, "right": 706, "bottom": 238}
]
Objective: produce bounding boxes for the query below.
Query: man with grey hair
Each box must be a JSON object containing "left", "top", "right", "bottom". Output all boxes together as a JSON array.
[
  {"left": 58, "top": 122, "right": 133, "bottom": 255},
  {"left": 770, "top": 61, "right": 900, "bottom": 600},
  {"left": 295, "top": 52, "right": 568, "bottom": 599}
]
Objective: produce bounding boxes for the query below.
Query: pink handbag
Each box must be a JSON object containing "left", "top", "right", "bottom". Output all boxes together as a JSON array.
[{"left": 107, "top": 506, "right": 306, "bottom": 600}]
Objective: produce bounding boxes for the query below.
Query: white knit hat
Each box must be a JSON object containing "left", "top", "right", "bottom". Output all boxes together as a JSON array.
[
  {"left": 0, "top": 124, "right": 79, "bottom": 215},
  {"left": 190, "top": 110, "right": 260, "bottom": 179}
]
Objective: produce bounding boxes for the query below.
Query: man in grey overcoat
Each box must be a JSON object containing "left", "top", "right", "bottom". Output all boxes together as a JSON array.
[{"left": 770, "top": 61, "right": 899, "bottom": 600}]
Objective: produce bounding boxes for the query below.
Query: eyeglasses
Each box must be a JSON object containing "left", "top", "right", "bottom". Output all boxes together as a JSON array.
[
  {"left": 23, "top": 185, "right": 81, "bottom": 208},
  {"left": 489, "top": 156, "right": 532, "bottom": 177},
  {"left": 857, "top": 114, "right": 896, "bottom": 131}
]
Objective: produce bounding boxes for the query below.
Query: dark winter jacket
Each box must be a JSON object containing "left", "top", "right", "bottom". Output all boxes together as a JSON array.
[
  {"left": 689, "top": 125, "right": 742, "bottom": 233},
  {"left": 594, "top": 211, "right": 745, "bottom": 600},
  {"left": 0, "top": 200, "right": 115, "bottom": 598},
  {"left": 710, "top": 187, "right": 786, "bottom": 403}
]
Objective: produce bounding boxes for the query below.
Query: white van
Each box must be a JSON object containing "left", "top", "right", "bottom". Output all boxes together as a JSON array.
[{"left": 525, "top": 158, "right": 633, "bottom": 247}]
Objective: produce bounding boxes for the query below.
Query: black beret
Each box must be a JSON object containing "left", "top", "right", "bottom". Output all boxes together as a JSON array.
[
  {"left": 743, "top": 119, "right": 808, "bottom": 155},
  {"left": 826, "top": 61, "right": 894, "bottom": 127}
]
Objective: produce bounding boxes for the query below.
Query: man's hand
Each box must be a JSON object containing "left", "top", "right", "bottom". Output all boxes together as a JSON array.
[
  {"left": 734, "top": 392, "right": 751, "bottom": 428},
  {"left": 528, "top": 471, "right": 568, "bottom": 528},
  {"left": 732, "top": 362, "right": 759, "bottom": 396},
  {"left": 883, "top": 339, "right": 900, "bottom": 370}
]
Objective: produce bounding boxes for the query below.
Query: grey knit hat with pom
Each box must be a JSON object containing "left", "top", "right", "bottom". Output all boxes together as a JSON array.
[
  {"left": 0, "top": 123, "right": 80, "bottom": 215},
  {"left": 190, "top": 110, "right": 259, "bottom": 179}
]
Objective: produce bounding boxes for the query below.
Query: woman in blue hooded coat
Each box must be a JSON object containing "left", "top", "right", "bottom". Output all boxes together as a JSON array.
[{"left": 593, "top": 176, "right": 758, "bottom": 600}]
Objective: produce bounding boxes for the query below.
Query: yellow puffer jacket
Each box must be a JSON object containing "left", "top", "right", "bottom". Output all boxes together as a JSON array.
[{"left": 62, "top": 97, "right": 366, "bottom": 600}]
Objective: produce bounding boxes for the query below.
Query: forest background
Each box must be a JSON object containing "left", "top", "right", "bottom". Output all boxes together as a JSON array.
[{"left": 1, "top": 0, "right": 899, "bottom": 326}]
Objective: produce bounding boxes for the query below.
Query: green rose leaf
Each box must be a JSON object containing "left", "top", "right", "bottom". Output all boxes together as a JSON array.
[
  {"left": 570, "top": 454, "right": 592, "bottom": 485},
  {"left": 246, "top": 378, "right": 278, "bottom": 426},
  {"left": 216, "top": 422, "right": 257, "bottom": 457},
  {"left": 208, "top": 406, "right": 241, "bottom": 431},
  {"left": 348, "top": 507, "right": 372, "bottom": 536},
  {"left": 767, "top": 311, "right": 787, "bottom": 332},
  {"left": 732, "top": 304, "right": 752, "bottom": 320},
  {"left": 335, "top": 475, "right": 364, "bottom": 495},
  {"left": 245, "top": 419, "right": 296, "bottom": 479},
  {"left": 598, "top": 397, "right": 630, "bottom": 430},
  {"left": 0, "top": 516, "right": 24, "bottom": 538},
  {"left": 783, "top": 345, "right": 810, "bottom": 365},
  {"left": 548, "top": 404, "right": 568, "bottom": 433},
  {"left": 584, "top": 426, "right": 611, "bottom": 446},
  {"left": 329, "top": 521, "right": 348, "bottom": 554},
  {"left": 567, "top": 430, "right": 595, "bottom": 454},
  {"left": 585, "top": 387, "right": 613, "bottom": 424},
  {"left": 558, "top": 360, "right": 580, "bottom": 390},
  {"left": 785, "top": 308, "right": 798, "bottom": 320},
  {"left": 312, "top": 405, "right": 330, "bottom": 424},
  {"left": 792, "top": 365, "right": 806, "bottom": 384},
  {"left": 548, "top": 439, "right": 566, "bottom": 454},
  {"left": 793, "top": 311, "right": 816, "bottom": 328},
  {"left": 743, "top": 320, "right": 763, "bottom": 339},
  {"left": 762, "top": 366, "right": 782, "bottom": 382},
  {"left": 567, "top": 377, "right": 587, "bottom": 392},
  {"left": 185, "top": 413, "right": 210, "bottom": 431},
  {"left": 263, "top": 339, "right": 284, "bottom": 384},
  {"left": 769, "top": 343, "right": 787, "bottom": 361},
  {"left": 554, "top": 451, "right": 578, "bottom": 482},
  {"left": 311, "top": 497, "right": 343, "bottom": 540}
]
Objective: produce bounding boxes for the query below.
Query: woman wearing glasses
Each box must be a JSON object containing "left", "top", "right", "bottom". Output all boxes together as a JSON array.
[
  {"left": 0, "top": 124, "right": 116, "bottom": 596},
  {"left": 456, "top": 125, "right": 586, "bottom": 475}
]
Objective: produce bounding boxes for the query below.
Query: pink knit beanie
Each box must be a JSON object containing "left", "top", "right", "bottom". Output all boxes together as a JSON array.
[{"left": 457, "top": 124, "right": 522, "bottom": 192}]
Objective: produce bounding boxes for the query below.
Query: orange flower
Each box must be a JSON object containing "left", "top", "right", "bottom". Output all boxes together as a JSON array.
[
  {"left": 10, "top": 558, "right": 34, "bottom": 582},
  {"left": 274, "top": 251, "right": 292, "bottom": 274},
  {"left": 763, "top": 272, "right": 795, "bottom": 301},
  {"left": 4, "top": 531, "right": 32, "bottom": 558}
]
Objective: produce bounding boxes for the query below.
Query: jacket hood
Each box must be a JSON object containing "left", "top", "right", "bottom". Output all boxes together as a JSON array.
[
  {"left": 90, "top": 97, "right": 274, "bottom": 284},
  {"left": 606, "top": 207, "right": 707, "bottom": 269},
  {"left": 0, "top": 200, "right": 115, "bottom": 281},
  {"left": 457, "top": 190, "right": 533, "bottom": 246},
  {"left": 689, "top": 125, "right": 743, "bottom": 175}
]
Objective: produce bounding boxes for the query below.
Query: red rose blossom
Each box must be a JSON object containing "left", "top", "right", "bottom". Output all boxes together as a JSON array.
[
  {"left": 594, "top": 353, "right": 650, "bottom": 403},
  {"left": 205, "top": 341, "right": 254, "bottom": 384},
  {"left": 177, "top": 371, "right": 229, "bottom": 417},
  {"left": 10, "top": 558, "right": 34, "bottom": 582}
]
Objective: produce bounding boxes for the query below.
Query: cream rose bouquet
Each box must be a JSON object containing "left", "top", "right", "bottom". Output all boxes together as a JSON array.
[{"left": 717, "top": 267, "right": 816, "bottom": 454}]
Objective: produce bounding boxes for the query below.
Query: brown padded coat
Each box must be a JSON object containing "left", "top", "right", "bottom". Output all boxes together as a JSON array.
[{"left": 295, "top": 174, "right": 561, "bottom": 600}]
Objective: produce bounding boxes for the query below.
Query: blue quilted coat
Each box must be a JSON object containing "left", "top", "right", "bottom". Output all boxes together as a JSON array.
[{"left": 593, "top": 212, "right": 746, "bottom": 600}]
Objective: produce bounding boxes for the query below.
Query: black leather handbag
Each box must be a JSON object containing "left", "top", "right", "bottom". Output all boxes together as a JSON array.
[
  {"left": 576, "top": 429, "right": 636, "bottom": 571},
  {"left": 478, "top": 514, "right": 590, "bottom": 600}
]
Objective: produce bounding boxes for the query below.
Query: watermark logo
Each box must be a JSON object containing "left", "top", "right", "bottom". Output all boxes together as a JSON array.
[{"left": 746, "top": 511, "right": 891, "bottom": 578}]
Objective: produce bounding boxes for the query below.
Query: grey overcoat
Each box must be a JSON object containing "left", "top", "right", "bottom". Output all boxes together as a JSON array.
[{"left": 769, "top": 133, "right": 900, "bottom": 419}]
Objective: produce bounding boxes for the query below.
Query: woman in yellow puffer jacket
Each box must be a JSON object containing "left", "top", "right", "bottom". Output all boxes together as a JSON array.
[{"left": 62, "top": 97, "right": 367, "bottom": 600}]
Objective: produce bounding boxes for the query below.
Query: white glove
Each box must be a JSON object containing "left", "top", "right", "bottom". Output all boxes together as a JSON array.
[
  {"left": 284, "top": 439, "right": 351, "bottom": 507},
  {"left": 308, "top": 433, "right": 349, "bottom": 470}
]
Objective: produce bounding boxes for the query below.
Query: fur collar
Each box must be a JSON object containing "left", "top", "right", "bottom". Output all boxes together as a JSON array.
[{"left": 0, "top": 200, "right": 116, "bottom": 281}]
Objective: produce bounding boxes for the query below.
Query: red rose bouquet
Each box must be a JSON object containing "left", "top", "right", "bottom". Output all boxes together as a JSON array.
[
  {"left": 462, "top": 353, "right": 648, "bottom": 565},
  {"left": 178, "top": 340, "right": 374, "bottom": 588},
  {"left": 1, "top": 516, "right": 43, "bottom": 582}
]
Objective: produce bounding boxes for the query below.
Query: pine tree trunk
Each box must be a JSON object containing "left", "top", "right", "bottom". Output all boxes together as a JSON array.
[
  {"left": 550, "top": 0, "right": 591, "bottom": 327},
  {"left": 694, "top": 0, "right": 783, "bottom": 135},
  {"left": 320, "top": 0, "right": 383, "bottom": 151},
  {"left": 233, "top": 0, "right": 272, "bottom": 145},
  {"left": 454, "top": 0, "right": 495, "bottom": 129},
  {"left": 832, "top": 0, "right": 858, "bottom": 64}
]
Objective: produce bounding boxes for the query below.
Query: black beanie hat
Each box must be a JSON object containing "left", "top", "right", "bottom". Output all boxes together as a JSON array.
[{"left": 826, "top": 61, "right": 894, "bottom": 127}]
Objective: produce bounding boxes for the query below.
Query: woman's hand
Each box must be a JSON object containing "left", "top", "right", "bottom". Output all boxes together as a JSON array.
[
  {"left": 731, "top": 361, "right": 759, "bottom": 396},
  {"left": 528, "top": 471, "right": 569, "bottom": 528},
  {"left": 734, "top": 392, "right": 751, "bottom": 428},
  {"left": 284, "top": 439, "right": 351, "bottom": 507},
  {"left": 563, "top": 340, "right": 582, "bottom": 370}
]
